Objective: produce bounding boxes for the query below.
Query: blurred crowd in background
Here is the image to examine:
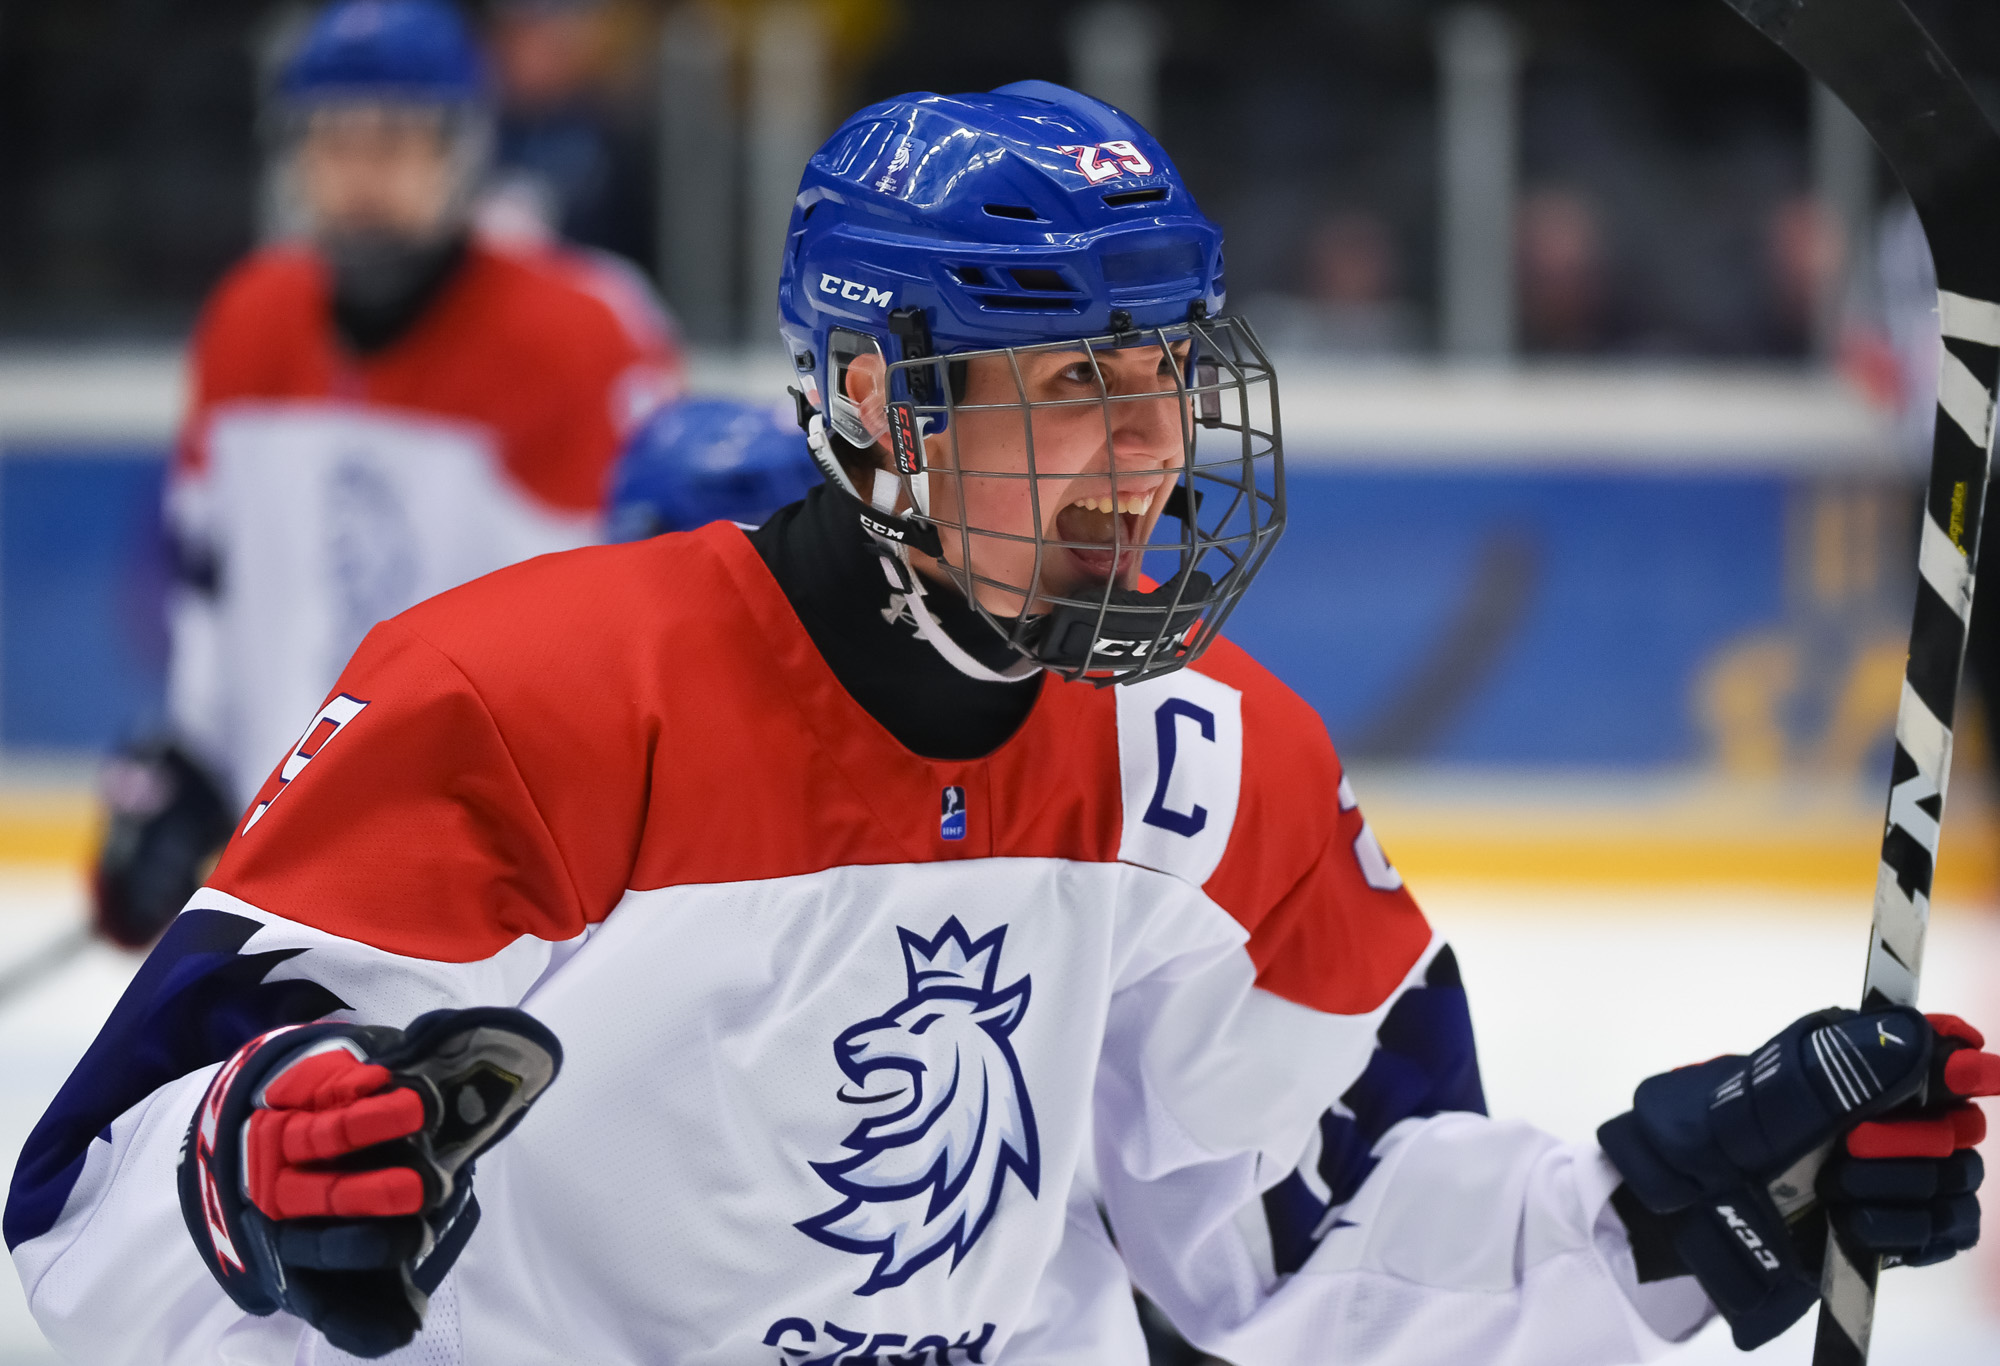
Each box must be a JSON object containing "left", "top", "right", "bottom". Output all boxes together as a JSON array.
[
  {"left": 0, "top": 0, "right": 1991, "bottom": 794},
  {"left": 2, "top": 0, "right": 1997, "bottom": 363}
]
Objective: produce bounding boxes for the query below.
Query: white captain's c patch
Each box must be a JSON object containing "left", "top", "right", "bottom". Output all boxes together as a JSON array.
[{"left": 1114, "top": 668, "right": 1244, "bottom": 887}]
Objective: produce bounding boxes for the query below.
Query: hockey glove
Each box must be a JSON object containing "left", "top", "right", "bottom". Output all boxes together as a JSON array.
[
  {"left": 1598, "top": 1006, "right": 1998, "bottom": 1350},
  {"left": 179, "top": 1007, "right": 562, "bottom": 1358},
  {"left": 92, "top": 737, "right": 233, "bottom": 947}
]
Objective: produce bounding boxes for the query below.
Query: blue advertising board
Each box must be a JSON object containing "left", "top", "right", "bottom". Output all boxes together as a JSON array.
[
  {"left": 1, "top": 448, "right": 169, "bottom": 752},
  {"left": 0, "top": 442, "right": 1905, "bottom": 776}
]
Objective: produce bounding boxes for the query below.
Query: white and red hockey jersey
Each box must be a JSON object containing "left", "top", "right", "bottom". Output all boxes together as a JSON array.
[
  {"left": 167, "top": 237, "right": 683, "bottom": 806},
  {"left": 10, "top": 526, "right": 1707, "bottom": 1365}
]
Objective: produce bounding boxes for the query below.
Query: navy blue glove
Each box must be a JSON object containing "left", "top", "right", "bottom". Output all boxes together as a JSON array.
[
  {"left": 1599, "top": 1006, "right": 1996, "bottom": 1350},
  {"left": 180, "top": 1008, "right": 562, "bottom": 1358}
]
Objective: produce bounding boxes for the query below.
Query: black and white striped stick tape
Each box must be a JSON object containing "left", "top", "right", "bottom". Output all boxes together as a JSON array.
[{"left": 1717, "top": 2, "right": 2000, "bottom": 1361}]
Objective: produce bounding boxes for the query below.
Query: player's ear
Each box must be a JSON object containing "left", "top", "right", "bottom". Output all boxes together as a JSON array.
[
  {"left": 836, "top": 349, "right": 895, "bottom": 475},
  {"left": 842, "top": 351, "right": 887, "bottom": 419}
]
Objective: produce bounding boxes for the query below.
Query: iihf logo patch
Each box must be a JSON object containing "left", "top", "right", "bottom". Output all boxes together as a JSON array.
[
  {"left": 796, "top": 918, "right": 1039, "bottom": 1294},
  {"left": 939, "top": 786, "right": 966, "bottom": 842}
]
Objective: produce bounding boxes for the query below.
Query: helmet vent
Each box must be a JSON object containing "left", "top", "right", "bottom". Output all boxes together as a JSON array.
[
  {"left": 1009, "top": 268, "right": 1071, "bottom": 293},
  {"left": 983, "top": 203, "right": 1044, "bottom": 221},
  {"left": 949, "top": 262, "right": 1084, "bottom": 313},
  {"left": 1102, "top": 188, "right": 1168, "bottom": 208},
  {"left": 971, "top": 296, "right": 1080, "bottom": 312}
]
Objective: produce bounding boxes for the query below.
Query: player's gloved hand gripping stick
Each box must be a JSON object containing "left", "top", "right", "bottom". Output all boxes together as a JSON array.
[
  {"left": 179, "top": 1007, "right": 562, "bottom": 1358},
  {"left": 1704, "top": 0, "right": 2000, "bottom": 1359},
  {"left": 1600, "top": 1007, "right": 2000, "bottom": 1349}
]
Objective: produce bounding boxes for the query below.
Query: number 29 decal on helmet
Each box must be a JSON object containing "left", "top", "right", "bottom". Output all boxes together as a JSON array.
[{"left": 778, "top": 80, "right": 1285, "bottom": 687}]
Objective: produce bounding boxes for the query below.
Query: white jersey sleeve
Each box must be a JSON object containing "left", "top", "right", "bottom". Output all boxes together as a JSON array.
[{"left": 1091, "top": 926, "right": 1714, "bottom": 1364}]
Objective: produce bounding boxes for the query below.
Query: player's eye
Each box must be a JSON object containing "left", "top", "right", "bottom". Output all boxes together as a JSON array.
[{"left": 1057, "top": 361, "right": 1097, "bottom": 386}]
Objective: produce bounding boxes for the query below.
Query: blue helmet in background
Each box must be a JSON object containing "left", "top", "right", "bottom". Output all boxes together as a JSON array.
[
  {"left": 279, "top": 0, "right": 487, "bottom": 107},
  {"left": 608, "top": 399, "right": 820, "bottom": 541},
  {"left": 778, "top": 80, "right": 1224, "bottom": 437}
]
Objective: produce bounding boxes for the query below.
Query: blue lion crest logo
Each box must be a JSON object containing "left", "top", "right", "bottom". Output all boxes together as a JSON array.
[{"left": 797, "top": 917, "right": 1040, "bottom": 1294}]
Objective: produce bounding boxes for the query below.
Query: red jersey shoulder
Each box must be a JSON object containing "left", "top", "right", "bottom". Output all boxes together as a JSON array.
[
  {"left": 395, "top": 246, "right": 677, "bottom": 509},
  {"left": 1192, "top": 633, "right": 1344, "bottom": 886},
  {"left": 179, "top": 248, "right": 331, "bottom": 472},
  {"left": 528, "top": 242, "right": 684, "bottom": 359},
  {"left": 209, "top": 527, "right": 752, "bottom": 958},
  {"left": 1193, "top": 634, "right": 1433, "bottom": 1016},
  {"left": 1193, "top": 633, "right": 1343, "bottom": 792},
  {"left": 389, "top": 521, "right": 735, "bottom": 675},
  {"left": 450, "top": 247, "right": 626, "bottom": 351},
  {"left": 196, "top": 246, "right": 326, "bottom": 362}
]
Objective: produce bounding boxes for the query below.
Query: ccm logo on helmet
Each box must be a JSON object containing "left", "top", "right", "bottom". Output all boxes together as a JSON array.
[
  {"left": 820, "top": 274, "right": 894, "bottom": 308},
  {"left": 1056, "top": 141, "right": 1154, "bottom": 186}
]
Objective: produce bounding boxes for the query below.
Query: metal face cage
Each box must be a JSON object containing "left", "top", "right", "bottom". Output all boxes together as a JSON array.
[{"left": 879, "top": 314, "right": 1284, "bottom": 687}]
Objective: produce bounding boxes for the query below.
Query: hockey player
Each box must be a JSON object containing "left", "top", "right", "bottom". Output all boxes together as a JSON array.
[
  {"left": 606, "top": 397, "right": 821, "bottom": 542},
  {"left": 14, "top": 83, "right": 1995, "bottom": 1365},
  {"left": 90, "top": 0, "right": 683, "bottom": 948}
]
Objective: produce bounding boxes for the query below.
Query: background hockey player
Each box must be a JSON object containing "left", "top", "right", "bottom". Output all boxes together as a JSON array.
[
  {"left": 13, "top": 82, "right": 1994, "bottom": 1365},
  {"left": 89, "top": 0, "right": 683, "bottom": 950}
]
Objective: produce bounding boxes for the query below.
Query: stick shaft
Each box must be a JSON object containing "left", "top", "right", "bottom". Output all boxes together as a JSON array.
[{"left": 1812, "top": 287, "right": 2000, "bottom": 1365}]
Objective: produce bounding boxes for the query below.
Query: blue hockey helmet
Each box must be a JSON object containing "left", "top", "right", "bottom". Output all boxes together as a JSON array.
[
  {"left": 607, "top": 399, "right": 820, "bottom": 541},
  {"left": 776, "top": 82, "right": 1283, "bottom": 686},
  {"left": 779, "top": 80, "right": 1225, "bottom": 425},
  {"left": 279, "top": 1, "right": 487, "bottom": 107}
]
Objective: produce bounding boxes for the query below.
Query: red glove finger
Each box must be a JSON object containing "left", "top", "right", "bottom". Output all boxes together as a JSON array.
[
  {"left": 1943, "top": 1048, "right": 2000, "bottom": 1099},
  {"left": 1959, "top": 1103, "right": 1989, "bottom": 1148},
  {"left": 261, "top": 1049, "right": 395, "bottom": 1112},
  {"left": 251, "top": 1089, "right": 427, "bottom": 1166},
  {"left": 1847, "top": 1103, "right": 1987, "bottom": 1159},
  {"left": 1927, "top": 1014, "right": 1986, "bottom": 1050},
  {"left": 251, "top": 1162, "right": 424, "bottom": 1220}
]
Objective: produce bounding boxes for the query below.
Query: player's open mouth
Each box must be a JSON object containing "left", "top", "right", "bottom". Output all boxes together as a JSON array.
[{"left": 1055, "top": 489, "right": 1156, "bottom": 580}]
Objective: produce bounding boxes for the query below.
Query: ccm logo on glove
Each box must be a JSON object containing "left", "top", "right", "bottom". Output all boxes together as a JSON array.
[{"left": 1717, "top": 1204, "right": 1782, "bottom": 1271}]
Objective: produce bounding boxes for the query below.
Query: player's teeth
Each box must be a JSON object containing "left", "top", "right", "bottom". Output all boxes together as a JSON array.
[{"left": 1068, "top": 493, "right": 1153, "bottom": 514}]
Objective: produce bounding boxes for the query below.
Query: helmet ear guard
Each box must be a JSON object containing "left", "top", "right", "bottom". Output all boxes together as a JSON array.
[{"left": 791, "top": 398, "right": 946, "bottom": 559}]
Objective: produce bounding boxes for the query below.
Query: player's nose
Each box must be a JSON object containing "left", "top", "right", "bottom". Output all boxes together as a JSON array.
[
  {"left": 1100, "top": 363, "right": 1185, "bottom": 472},
  {"left": 1107, "top": 397, "right": 1183, "bottom": 476}
]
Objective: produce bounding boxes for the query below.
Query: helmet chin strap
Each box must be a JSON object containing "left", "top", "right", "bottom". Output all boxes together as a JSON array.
[{"left": 806, "top": 414, "right": 1038, "bottom": 686}]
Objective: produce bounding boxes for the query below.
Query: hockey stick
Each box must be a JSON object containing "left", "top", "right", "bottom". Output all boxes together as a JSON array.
[
  {"left": 0, "top": 923, "right": 92, "bottom": 1012},
  {"left": 1714, "top": 2, "right": 2000, "bottom": 1362}
]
